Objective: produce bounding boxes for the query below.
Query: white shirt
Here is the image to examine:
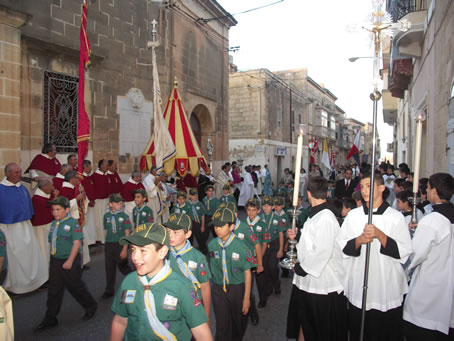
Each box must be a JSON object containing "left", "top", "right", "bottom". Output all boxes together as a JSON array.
[
  {"left": 337, "top": 205, "right": 412, "bottom": 311},
  {"left": 404, "top": 205, "right": 454, "bottom": 334},
  {"left": 293, "top": 205, "right": 344, "bottom": 294},
  {"left": 143, "top": 174, "right": 157, "bottom": 198}
]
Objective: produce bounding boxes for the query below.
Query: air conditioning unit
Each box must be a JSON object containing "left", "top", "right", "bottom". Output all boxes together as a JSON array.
[{"left": 275, "top": 147, "right": 286, "bottom": 156}]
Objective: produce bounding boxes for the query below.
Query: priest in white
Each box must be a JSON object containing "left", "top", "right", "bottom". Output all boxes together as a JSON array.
[
  {"left": 238, "top": 166, "right": 254, "bottom": 207},
  {"left": 143, "top": 166, "right": 167, "bottom": 223},
  {"left": 337, "top": 173, "right": 412, "bottom": 341},
  {"left": 0, "top": 163, "right": 47, "bottom": 293},
  {"left": 403, "top": 173, "right": 454, "bottom": 339},
  {"left": 215, "top": 164, "right": 231, "bottom": 197}
]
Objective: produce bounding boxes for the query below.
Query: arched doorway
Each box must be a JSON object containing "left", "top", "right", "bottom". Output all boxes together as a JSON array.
[{"left": 190, "top": 114, "right": 202, "bottom": 147}]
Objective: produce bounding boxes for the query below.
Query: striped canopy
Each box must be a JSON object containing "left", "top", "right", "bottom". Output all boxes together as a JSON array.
[{"left": 140, "top": 81, "right": 210, "bottom": 176}]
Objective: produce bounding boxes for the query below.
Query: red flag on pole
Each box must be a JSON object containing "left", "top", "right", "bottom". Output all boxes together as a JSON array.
[{"left": 77, "top": 0, "right": 91, "bottom": 172}]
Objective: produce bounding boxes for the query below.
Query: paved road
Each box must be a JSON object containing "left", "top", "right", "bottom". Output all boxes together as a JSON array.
[{"left": 12, "top": 232, "right": 295, "bottom": 340}]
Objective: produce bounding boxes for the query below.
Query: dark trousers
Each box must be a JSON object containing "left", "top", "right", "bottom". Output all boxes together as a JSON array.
[
  {"left": 286, "top": 284, "right": 302, "bottom": 339},
  {"left": 45, "top": 254, "right": 97, "bottom": 320},
  {"left": 104, "top": 242, "right": 133, "bottom": 294},
  {"left": 192, "top": 219, "right": 210, "bottom": 255},
  {"left": 349, "top": 303, "right": 403, "bottom": 341},
  {"left": 212, "top": 282, "right": 248, "bottom": 341},
  {"left": 0, "top": 269, "right": 6, "bottom": 286},
  {"left": 248, "top": 271, "right": 258, "bottom": 320},
  {"left": 256, "top": 238, "right": 280, "bottom": 303},
  {"left": 403, "top": 320, "right": 454, "bottom": 341}
]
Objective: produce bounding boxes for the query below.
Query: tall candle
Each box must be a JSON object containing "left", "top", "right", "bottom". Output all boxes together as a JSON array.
[
  {"left": 293, "top": 133, "right": 303, "bottom": 206},
  {"left": 413, "top": 120, "right": 422, "bottom": 193}
]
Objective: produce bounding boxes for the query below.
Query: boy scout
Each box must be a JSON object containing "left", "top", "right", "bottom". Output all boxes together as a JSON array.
[
  {"left": 103, "top": 193, "right": 133, "bottom": 298},
  {"left": 172, "top": 191, "right": 193, "bottom": 218},
  {"left": 164, "top": 213, "right": 212, "bottom": 321},
  {"left": 188, "top": 188, "right": 208, "bottom": 254},
  {"left": 132, "top": 188, "right": 154, "bottom": 228},
  {"left": 269, "top": 196, "right": 287, "bottom": 290},
  {"left": 208, "top": 207, "right": 254, "bottom": 341},
  {"left": 36, "top": 196, "right": 97, "bottom": 331},
  {"left": 220, "top": 185, "right": 236, "bottom": 205},
  {"left": 110, "top": 223, "right": 213, "bottom": 341},
  {"left": 203, "top": 185, "right": 220, "bottom": 237}
]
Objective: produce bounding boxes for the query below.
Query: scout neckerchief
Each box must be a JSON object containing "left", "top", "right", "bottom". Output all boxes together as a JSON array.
[
  {"left": 50, "top": 214, "right": 71, "bottom": 255},
  {"left": 217, "top": 232, "right": 236, "bottom": 292},
  {"left": 139, "top": 260, "right": 177, "bottom": 341},
  {"left": 135, "top": 204, "right": 146, "bottom": 227},
  {"left": 171, "top": 240, "right": 200, "bottom": 290},
  {"left": 246, "top": 216, "right": 260, "bottom": 234},
  {"left": 109, "top": 208, "right": 122, "bottom": 233},
  {"left": 176, "top": 203, "right": 186, "bottom": 213},
  {"left": 190, "top": 200, "right": 200, "bottom": 223},
  {"left": 234, "top": 219, "right": 241, "bottom": 232},
  {"left": 205, "top": 195, "right": 214, "bottom": 212}
]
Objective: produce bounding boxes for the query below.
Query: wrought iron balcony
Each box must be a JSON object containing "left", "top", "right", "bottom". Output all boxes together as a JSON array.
[{"left": 387, "top": 0, "right": 425, "bottom": 22}]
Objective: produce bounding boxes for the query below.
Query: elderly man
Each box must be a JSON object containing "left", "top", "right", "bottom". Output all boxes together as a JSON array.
[
  {"left": 25, "top": 143, "right": 61, "bottom": 180},
  {"left": 215, "top": 164, "right": 231, "bottom": 198},
  {"left": 52, "top": 164, "right": 72, "bottom": 191},
  {"left": 143, "top": 167, "right": 168, "bottom": 223},
  {"left": 67, "top": 154, "right": 78, "bottom": 171},
  {"left": 0, "top": 163, "right": 47, "bottom": 293},
  {"left": 31, "top": 178, "right": 55, "bottom": 277},
  {"left": 121, "top": 170, "right": 145, "bottom": 221}
]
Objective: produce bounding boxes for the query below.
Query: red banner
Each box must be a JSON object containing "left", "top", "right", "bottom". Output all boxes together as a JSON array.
[{"left": 77, "top": 0, "right": 91, "bottom": 172}]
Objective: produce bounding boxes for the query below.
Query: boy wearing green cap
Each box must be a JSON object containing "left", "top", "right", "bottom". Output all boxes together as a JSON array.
[
  {"left": 220, "top": 185, "right": 236, "bottom": 205},
  {"left": 102, "top": 193, "right": 133, "bottom": 298},
  {"left": 188, "top": 188, "right": 209, "bottom": 254},
  {"left": 208, "top": 207, "right": 254, "bottom": 341},
  {"left": 36, "top": 196, "right": 97, "bottom": 331},
  {"left": 110, "top": 223, "right": 212, "bottom": 341},
  {"left": 203, "top": 185, "right": 220, "bottom": 237},
  {"left": 172, "top": 191, "right": 193, "bottom": 218},
  {"left": 164, "top": 213, "right": 212, "bottom": 321},
  {"left": 132, "top": 188, "right": 154, "bottom": 228}
]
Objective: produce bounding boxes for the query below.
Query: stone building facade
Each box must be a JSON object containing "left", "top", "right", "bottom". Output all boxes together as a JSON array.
[
  {"left": 0, "top": 0, "right": 235, "bottom": 178},
  {"left": 228, "top": 67, "right": 368, "bottom": 185},
  {"left": 383, "top": 0, "right": 454, "bottom": 176}
]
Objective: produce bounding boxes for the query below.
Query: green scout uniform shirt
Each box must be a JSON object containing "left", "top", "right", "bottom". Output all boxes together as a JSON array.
[
  {"left": 296, "top": 206, "right": 309, "bottom": 229},
  {"left": 220, "top": 194, "right": 236, "bottom": 205},
  {"left": 233, "top": 220, "right": 260, "bottom": 256},
  {"left": 132, "top": 205, "right": 154, "bottom": 228},
  {"left": 0, "top": 230, "right": 7, "bottom": 271},
  {"left": 171, "top": 203, "right": 193, "bottom": 219},
  {"left": 263, "top": 212, "right": 281, "bottom": 242},
  {"left": 188, "top": 200, "right": 206, "bottom": 223},
  {"left": 203, "top": 196, "right": 220, "bottom": 216},
  {"left": 275, "top": 210, "right": 291, "bottom": 233},
  {"left": 208, "top": 236, "right": 255, "bottom": 286},
  {"left": 104, "top": 211, "right": 132, "bottom": 243},
  {"left": 243, "top": 217, "right": 269, "bottom": 246},
  {"left": 48, "top": 217, "right": 83, "bottom": 259},
  {"left": 111, "top": 271, "right": 208, "bottom": 341},
  {"left": 169, "top": 246, "right": 211, "bottom": 285}
]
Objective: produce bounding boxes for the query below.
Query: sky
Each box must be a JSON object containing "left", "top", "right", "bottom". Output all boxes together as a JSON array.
[{"left": 217, "top": 0, "right": 393, "bottom": 160}]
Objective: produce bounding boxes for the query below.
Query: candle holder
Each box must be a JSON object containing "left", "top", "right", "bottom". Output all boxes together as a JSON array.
[
  {"left": 280, "top": 206, "right": 301, "bottom": 270},
  {"left": 408, "top": 193, "right": 420, "bottom": 238}
]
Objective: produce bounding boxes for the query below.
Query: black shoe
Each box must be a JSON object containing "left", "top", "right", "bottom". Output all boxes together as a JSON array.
[
  {"left": 34, "top": 318, "right": 58, "bottom": 331},
  {"left": 258, "top": 301, "right": 267, "bottom": 308},
  {"left": 101, "top": 292, "right": 114, "bottom": 299},
  {"left": 250, "top": 315, "right": 259, "bottom": 325},
  {"left": 274, "top": 289, "right": 281, "bottom": 295},
  {"left": 82, "top": 306, "right": 97, "bottom": 320},
  {"left": 83, "top": 265, "right": 90, "bottom": 271}
]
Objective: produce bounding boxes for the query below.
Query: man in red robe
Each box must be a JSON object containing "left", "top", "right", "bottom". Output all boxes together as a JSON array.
[
  {"left": 25, "top": 143, "right": 61, "bottom": 180},
  {"left": 52, "top": 164, "right": 72, "bottom": 192},
  {"left": 91, "top": 159, "right": 109, "bottom": 243},
  {"left": 106, "top": 160, "right": 123, "bottom": 195},
  {"left": 60, "top": 171, "right": 90, "bottom": 265},
  {"left": 67, "top": 154, "right": 78, "bottom": 171},
  {"left": 31, "top": 178, "right": 55, "bottom": 277},
  {"left": 121, "top": 170, "right": 145, "bottom": 221}
]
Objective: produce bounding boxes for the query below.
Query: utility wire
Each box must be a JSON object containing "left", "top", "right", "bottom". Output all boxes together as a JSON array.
[{"left": 197, "top": 0, "right": 285, "bottom": 23}]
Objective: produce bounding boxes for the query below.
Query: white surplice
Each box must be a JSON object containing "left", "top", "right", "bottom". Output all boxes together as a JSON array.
[{"left": 238, "top": 172, "right": 254, "bottom": 207}]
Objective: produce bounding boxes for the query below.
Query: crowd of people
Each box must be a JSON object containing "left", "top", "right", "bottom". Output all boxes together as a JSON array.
[{"left": 0, "top": 144, "right": 453, "bottom": 341}]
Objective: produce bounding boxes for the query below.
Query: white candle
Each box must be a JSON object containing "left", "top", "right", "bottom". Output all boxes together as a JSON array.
[
  {"left": 293, "top": 134, "right": 303, "bottom": 206},
  {"left": 413, "top": 120, "right": 423, "bottom": 193}
]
